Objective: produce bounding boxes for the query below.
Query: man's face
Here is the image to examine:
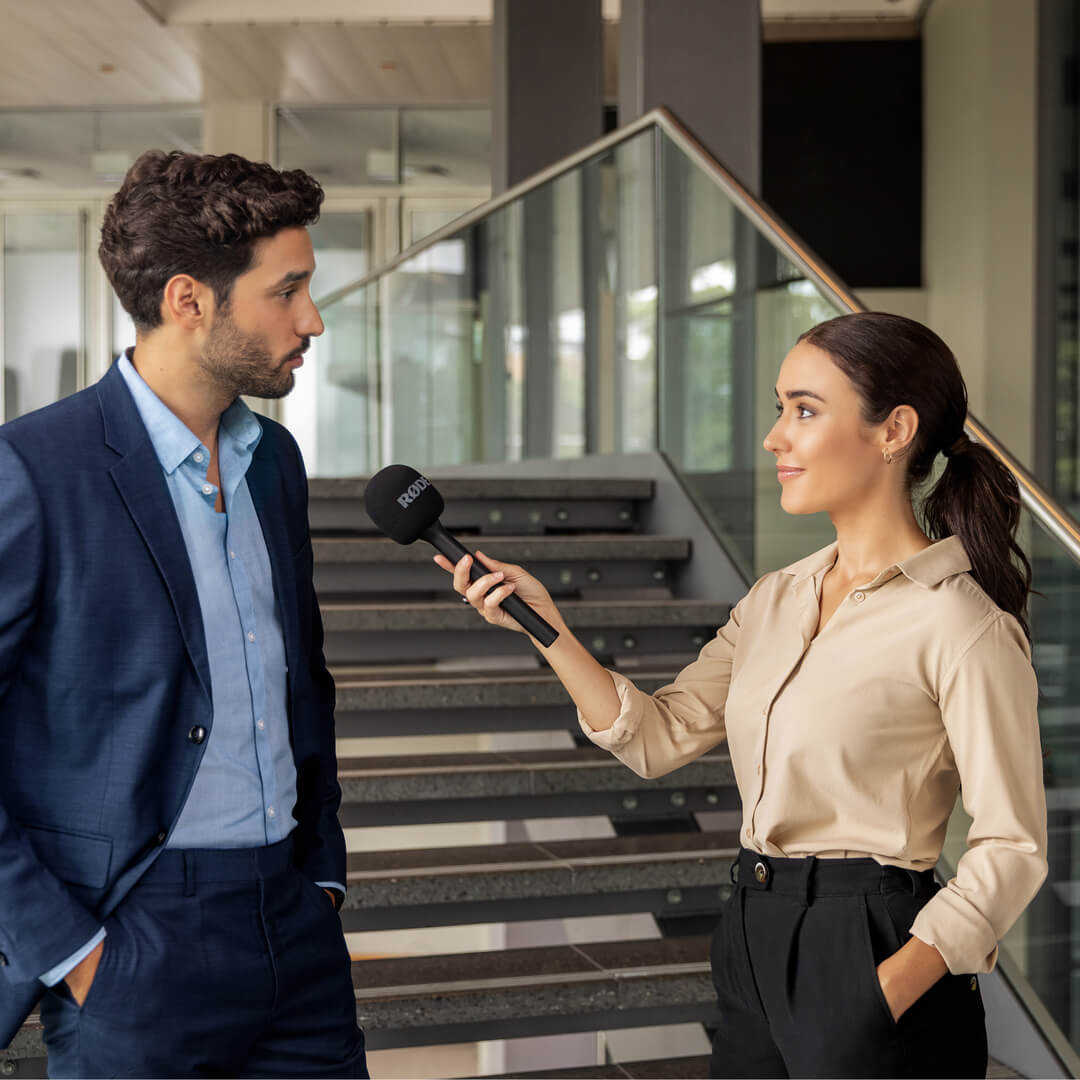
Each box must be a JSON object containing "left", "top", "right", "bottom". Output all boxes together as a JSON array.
[{"left": 199, "top": 227, "right": 324, "bottom": 399}]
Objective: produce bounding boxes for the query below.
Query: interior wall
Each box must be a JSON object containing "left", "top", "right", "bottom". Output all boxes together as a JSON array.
[{"left": 923, "top": 0, "right": 1038, "bottom": 467}]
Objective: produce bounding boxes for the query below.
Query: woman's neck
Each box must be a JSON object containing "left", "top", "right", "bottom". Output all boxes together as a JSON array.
[{"left": 828, "top": 496, "right": 931, "bottom": 585}]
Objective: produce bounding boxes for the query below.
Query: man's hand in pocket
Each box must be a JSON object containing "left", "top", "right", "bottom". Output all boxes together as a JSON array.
[{"left": 64, "top": 939, "right": 105, "bottom": 1006}]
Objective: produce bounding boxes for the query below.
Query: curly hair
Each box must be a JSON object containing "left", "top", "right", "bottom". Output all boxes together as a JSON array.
[{"left": 99, "top": 150, "right": 324, "bottom": 332}]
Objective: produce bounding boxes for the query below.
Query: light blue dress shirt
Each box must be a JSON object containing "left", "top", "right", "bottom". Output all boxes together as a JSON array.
[{"left": 40, "top": 355, "right": 341, "bottom": 986}]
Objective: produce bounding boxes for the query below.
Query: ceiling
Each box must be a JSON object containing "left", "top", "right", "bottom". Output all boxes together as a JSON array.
[{"left": 0, "top": 0, "right": 928, "bottom": 108}]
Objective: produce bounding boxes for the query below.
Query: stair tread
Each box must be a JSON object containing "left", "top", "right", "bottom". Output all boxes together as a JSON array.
[
  {"left": 480, "top": 1054, "right": 713, "bottom": 1079},
  {"left": 352, "top": 935, "right": 712, "bottom": 995},
  {"left": 346, "top": 830, "right": 740, "bottom": 876},
  {"left": 314, "top": 534, "right": 691, "bottom": 563},
  {"left": 338, "top": 747, "right": 729, "bottom": 775},
  {"left": 309, "top": 477, "right": 655, "bottom": 501}
]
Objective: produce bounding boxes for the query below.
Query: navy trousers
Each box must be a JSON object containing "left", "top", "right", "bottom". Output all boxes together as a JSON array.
[
  {"left": 41, "top": 838, "right": 368, "bottom": 1079},
  {"left": 709, "top": 850, "right": 987, "bottom": 1079}
]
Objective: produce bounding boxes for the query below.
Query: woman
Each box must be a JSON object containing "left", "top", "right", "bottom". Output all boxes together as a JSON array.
[{"left": 434, "top": 312, "right": 1048, "bottom": 1079}]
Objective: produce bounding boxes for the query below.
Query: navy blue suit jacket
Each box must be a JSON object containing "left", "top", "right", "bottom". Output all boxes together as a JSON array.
[{"left": 0, "top": 362, "right": 345, "bottom": 1048}]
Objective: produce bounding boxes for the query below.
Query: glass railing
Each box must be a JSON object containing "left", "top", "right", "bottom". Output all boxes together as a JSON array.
[{"left": 313, "top": 107, "right": 1080, "bottom": 1071}]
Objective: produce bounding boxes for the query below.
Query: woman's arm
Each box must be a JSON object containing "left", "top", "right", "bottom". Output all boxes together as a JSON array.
[{"left": 435, "top": 550, "right": 738, "bottom": 775}]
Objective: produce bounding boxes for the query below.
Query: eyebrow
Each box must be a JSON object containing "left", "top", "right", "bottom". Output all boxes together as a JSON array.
[
  {"left": 774, "top": 388, "right": 827, "bottom": 403},
  {"left": 268, "top": 270, "right": 311, "bottom": 290}
]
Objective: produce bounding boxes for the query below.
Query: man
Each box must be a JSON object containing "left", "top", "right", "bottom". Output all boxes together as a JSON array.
[{"left": 0, "top": 150, "right": 367, "bottom": 1078}]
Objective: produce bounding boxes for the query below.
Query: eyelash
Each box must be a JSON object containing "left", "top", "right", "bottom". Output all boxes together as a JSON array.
[
  {"left": 280, "top": 289, "right": 296, "bottom": 301},
  {"left": 775, "top": 403, "right": 815, "bottom": 419}
]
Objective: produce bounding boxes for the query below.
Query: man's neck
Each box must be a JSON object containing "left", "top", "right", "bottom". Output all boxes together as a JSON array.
[{"left": 130, "top": 335, "right": 231, "bottom": 449}]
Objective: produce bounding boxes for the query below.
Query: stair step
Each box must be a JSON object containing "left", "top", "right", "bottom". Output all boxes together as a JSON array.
[
  {"left": 340, "top": 831, "right": 739, "bottom": 930},
  {"left": 337, "top": 749, "right": 736, "bottom": 826},
  {"left": 354, "top": 935, "right": 716, "bottom": 1050},
  {"left": 309, "top": 477, "right": 653, "bottom": 536},
  {"left": 313, "top": 535, "right": 691, "bottom": 598},
  {"left": 332, "top": 670, "right": 677, "bottom": 738},
  {"left": 8, "top": 937, "right": 715, "bottom": 1064},
  {"left": 321, "top": 599, "right": 727, "bottom": 664},
  {"left": 480, "top": 1055, "right": 713, "bottom": 1079}
]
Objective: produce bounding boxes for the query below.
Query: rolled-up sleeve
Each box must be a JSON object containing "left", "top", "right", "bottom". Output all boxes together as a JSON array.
[
  {"left": 578, "top": 600, "right": 741, "bottom": 779},
  {"left": 910, "top": 612, "right": 1048, "bottom": 974}
]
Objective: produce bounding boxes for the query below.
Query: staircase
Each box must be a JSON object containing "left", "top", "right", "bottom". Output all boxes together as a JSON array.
[{"left": 6, "top": 471, "right": 738, "bottom": 1078}]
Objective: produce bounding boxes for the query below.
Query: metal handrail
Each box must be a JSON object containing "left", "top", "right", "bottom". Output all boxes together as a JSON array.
[{"left": 316, "top": 105, "right": 1080, "bottom": 566}]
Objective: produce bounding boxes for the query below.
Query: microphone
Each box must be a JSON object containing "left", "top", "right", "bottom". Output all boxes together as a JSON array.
[{"left": 363, "top": 464, "right": 560, "bottom": 648}]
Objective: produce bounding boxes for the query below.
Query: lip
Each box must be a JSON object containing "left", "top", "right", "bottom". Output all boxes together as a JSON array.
[
  {"left": 286, "top": 353, "right": 305, "bottom": 367},
  {"left": 776, "top": 466, "right": 804, "bottom": 481}
]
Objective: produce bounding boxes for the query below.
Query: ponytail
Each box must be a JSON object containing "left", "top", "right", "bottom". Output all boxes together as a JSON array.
[
  {"left": 922, "top": 435, "right": 1033, "bottom": 638},
  {"left": 797, "top": 313, "right": 1033, "bottom": 636}
]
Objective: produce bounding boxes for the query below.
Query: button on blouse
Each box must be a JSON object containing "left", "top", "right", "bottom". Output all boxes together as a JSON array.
[{"left": 579, "top": 536, "right": 1048, "bottom": 976}]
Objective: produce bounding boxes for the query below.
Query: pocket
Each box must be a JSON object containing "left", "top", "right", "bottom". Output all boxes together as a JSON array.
[
  {"left": 858, "top": 894, "right": 899, "bottom": 1032},
  {"left": 75, "top": 919, "right": 122, "bottom": 1016}
]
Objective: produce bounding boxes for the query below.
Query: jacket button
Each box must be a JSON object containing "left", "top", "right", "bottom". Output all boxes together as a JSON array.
[
  {"left": 188, "top": 726, "right": 207, "bottom": 745},
  {"left": 0, "top": 952, "right": 8, "bottom": 966},
  {"left": 156, "top": 831, "right": 167, "bottom": 845}
]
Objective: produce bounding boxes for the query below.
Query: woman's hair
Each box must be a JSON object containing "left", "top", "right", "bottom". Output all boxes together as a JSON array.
[
  {"left": 798, "top": 311, "right": 1032, "bottom": 636},
  {"left": 99, "top": 149, "right": 324, "bottom": 332}
]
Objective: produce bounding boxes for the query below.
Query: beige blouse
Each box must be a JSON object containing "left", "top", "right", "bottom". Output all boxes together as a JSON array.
[{"left": 580, "top": 536, "right": 1047, "bottom": 975}]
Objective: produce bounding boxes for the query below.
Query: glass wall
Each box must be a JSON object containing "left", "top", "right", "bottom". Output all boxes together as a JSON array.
[{"left": 2, "top": 210, "right": 84, "bottom": 422}]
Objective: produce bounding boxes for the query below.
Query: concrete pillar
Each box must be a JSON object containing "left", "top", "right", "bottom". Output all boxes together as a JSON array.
[
  {"left": 491, "top": 0, "right": 604, "bottom": 194},
  {"left": 619, "top": 0, "right": 761, "bottom": 195},
  {"left": 202, "top": 101, "right": 271, "bottom": 163}
]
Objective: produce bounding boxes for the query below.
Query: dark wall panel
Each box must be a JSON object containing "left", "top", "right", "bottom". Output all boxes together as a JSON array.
[{"left": 762, "top": 39, "right": 922, "bottom": 288}]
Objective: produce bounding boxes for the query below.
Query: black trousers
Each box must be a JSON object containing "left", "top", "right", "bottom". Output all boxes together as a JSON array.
[
  {"left": 41, "top": 838, "right": 368, "bottom": 1079},
  {"left": 709, "top": 849, "right": 987, "bottom": 1079}
]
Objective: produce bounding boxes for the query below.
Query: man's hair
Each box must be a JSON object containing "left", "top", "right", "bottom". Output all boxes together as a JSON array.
[{"left": 99, "top": 150, "right": 324, "bottom": 332}]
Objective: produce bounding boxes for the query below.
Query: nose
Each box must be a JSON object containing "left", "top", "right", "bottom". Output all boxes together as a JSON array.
[
  {"left": 763, "top": 416, "right": 787, "bottom": 455},
  {"left": 299, "top": 294, "right": 324, "bottom": 338}
]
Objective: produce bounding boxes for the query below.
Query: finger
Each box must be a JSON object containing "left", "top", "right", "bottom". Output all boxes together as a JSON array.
[
  {"left": 452, "top": 553, "right": 473, "bottom": 595},
  {"left": 465, "top": 570, "right": 505, "bottom": 605},
  {"left": 481, "top": 582, "right": 515, "bottom": 615},
  {"left": 433, "top": 554, "right": 455, "bottom": 573}
]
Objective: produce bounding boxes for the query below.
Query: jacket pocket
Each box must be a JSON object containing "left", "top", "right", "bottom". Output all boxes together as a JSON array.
[{"left": 21, "top": 823, "right": 113, "bottom": 888}]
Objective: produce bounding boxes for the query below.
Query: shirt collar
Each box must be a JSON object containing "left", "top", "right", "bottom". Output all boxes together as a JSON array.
[
  {"left": 781, "top": 535, "right": 971, "bottom": 590},
  {"left": 116, "top": 350, "right": 263, "bottom": 472}
]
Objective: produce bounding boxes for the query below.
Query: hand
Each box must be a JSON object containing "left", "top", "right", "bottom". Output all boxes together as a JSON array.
[
  {"left": 63, "top": 939, "right": 105, "bottom": 1007},
  {"left": 875, "top": 936, "right": 948, "bottom": 1022},
  {"left": 434, "top": 551, "right": 560, "bottom": 638}
]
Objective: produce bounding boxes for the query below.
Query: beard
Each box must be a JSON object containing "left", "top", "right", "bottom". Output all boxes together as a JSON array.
[{"left": 199, "top": 308, "right": 308, "bottom": 400}]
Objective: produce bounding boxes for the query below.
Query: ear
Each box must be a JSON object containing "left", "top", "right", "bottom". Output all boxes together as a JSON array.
[
  {"left": 881, "top": 404, "right": 919, "bottom": 459},
  {"left": 160, "top": 274, "right": 212, "bottom": 330}
]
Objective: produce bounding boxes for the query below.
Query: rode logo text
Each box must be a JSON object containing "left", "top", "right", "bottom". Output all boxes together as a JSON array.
[{"left": 396, "top": 476, "right": 432, "bottom": 509}]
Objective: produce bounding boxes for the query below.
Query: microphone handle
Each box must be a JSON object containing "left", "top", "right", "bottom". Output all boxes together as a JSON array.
[{"left": 422, "top": 522, "right": 559, "bottom": 648}]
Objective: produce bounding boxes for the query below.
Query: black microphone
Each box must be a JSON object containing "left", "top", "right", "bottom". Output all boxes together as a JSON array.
[{"left": 362, "top": 464, "right": 560, "bottom": 648}]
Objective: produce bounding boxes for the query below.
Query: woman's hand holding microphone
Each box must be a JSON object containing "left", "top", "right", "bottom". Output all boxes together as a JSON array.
[
  {"left": 433, "top": 550, "right": 562, "bottom": 638},
  {"left": 432, "top": 549, "right": 622, "bottom": 732}
]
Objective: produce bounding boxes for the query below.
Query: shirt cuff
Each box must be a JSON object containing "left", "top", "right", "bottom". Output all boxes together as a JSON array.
[
  {"left": 39, "top": 927, "right": 107, "bottom": 987},
  {"left": 577, "top": 669, "right": 646, "bottom": 750},
  {"left": 316, "top": 881, "right": 346, "bottom": 909}
]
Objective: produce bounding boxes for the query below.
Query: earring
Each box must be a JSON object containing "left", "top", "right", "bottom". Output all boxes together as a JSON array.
[{"left": 883, "top": 450, "right": 893, "bottom": 465}]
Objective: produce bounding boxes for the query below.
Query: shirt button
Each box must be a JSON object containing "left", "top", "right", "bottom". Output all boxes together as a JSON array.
[
  {"left": 202, "top": 484, "right": 213, "bottom": 496},
  {"left": 0, "top": 952, "right": 8, "bottom": 966},
  {"left": 756, "top": 763, "right": 762, "bottom": 775},
  {"left": 193, "top": 451, "right": 204, "bottom": 464},
  {"left": 187, "top": 725, "right": 207, "bottom": 745},
  {"left": 267, "top": 806, "right": 276, "bottom": 818},
  {"left": 230, "top": 550, "right": 236, "bottom": 559},
  {"left": 247, "top": 631, "right": 256, "bottom": 642},
  {"left": 853, "top": 591, "right": 865, "bottom": 602},
  {"left": 257, "top": 719, "right": 265, "bottom": 730},
  {"left": 744, "top": 827, "right": 751, "bottom": 840}
]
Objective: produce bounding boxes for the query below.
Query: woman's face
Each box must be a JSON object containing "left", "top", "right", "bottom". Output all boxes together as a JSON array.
[{"left": 763, "top": 341, "right": 886, "bottom": 517}]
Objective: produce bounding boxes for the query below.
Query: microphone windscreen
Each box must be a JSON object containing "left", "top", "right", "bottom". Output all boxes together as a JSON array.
[{"left": 363, "top": 464, "right": 445, "bottom": 545}]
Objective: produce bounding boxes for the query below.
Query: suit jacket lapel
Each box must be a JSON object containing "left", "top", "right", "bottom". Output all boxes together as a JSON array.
[
  {"left": 246, "top": 437, "right": 300, "bottom": 700},
  {"left": 97, "top": 364, "right": 213, "bottom": 706}
]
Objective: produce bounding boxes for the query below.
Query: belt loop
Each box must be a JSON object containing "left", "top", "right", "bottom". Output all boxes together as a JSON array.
[
  {"left": 183, "top": 851, "right": 196, "bottom": 897},
  {"left": 800, "top": 854, "right": 817, "bottom": 905}
]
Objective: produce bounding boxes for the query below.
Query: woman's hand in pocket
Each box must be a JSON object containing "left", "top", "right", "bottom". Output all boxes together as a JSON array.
[{"left": 876, "top": 936, "right": 948, "bottom": 1021}]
